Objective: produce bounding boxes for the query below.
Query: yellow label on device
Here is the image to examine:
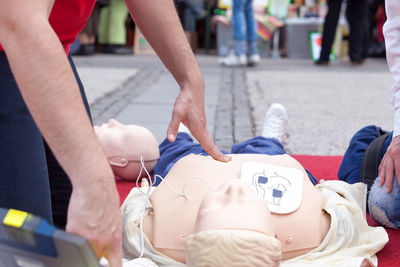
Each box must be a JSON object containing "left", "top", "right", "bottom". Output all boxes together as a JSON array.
[{"left": 3, "top": 209, "right": 27, "bottom": 228}]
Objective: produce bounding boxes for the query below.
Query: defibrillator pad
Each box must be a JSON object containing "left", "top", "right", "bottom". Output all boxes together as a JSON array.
[{"left": 239, "top": 161, "right": 303, "bottom": 214}]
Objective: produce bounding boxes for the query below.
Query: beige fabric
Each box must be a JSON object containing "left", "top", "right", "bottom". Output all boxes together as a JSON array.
[
  {"left": 281, "top": 180, "right": 388, "bottom": 267},
  {"left": 120, "top": 186, "right": 185, "bottom": 267},
  {"left": 121, "top": 181, "right": 388, "bottom": 267}
]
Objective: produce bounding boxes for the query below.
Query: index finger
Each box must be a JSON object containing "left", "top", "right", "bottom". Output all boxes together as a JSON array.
[
  {"left": 385, "top": 157, "right": 395, "bottom": 193},
  {"left": 192, "top": 128, "right": 231, "bottom": 162}
]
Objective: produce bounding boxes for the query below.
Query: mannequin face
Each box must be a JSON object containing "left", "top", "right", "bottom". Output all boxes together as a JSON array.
[
  {"left": 195, "top": 180, "right": 275, "bottom": 237},
  {"left": 94, "top": 119, "right": 159, "bottom": 180}
]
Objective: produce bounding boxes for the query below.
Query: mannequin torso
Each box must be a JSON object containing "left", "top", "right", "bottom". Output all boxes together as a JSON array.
[{"left": 143, "top": 153, "right": 331, "bottom": 262}]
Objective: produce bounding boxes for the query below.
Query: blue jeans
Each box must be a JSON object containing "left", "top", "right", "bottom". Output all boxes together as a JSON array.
[
  {"left": 338, "top": 125, "right": 390, "bottom": 184},
  {"left": 153, "top": 133, "right": 318, "bottom": 185},
  {"left": 338, "top": 125, "right": 399, "bottom": 228},
  {"left": 232, "top": 0, "right": 258, "bottom": 56},
  {"left": 0, "top": 52, "right": 90, "bottom": 227}
]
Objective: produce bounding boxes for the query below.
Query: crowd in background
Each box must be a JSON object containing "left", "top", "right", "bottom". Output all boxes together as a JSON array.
[{"left": 72, "top": 0, "right": 387, "bottom": 65}]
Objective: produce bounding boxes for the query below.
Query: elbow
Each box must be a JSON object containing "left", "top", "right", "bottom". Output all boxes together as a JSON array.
[
  {"left": 0, "top": 15, "right": 48, "bottom": 49},
  {"left": 0, "top": 17, "right": 24, "bottom": 48}
]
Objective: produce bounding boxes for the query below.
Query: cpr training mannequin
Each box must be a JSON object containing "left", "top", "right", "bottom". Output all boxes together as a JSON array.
[
  {"left": 119, "top": 104, "right": 388, "bottom": 266},
  {"left": 94, "top": 119, "right": 160, "bottom": 181}
]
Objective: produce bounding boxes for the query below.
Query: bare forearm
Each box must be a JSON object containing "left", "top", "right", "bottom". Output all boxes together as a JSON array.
[
  {"left": 125, "top": 0, "right": 204, "bottom": 88},
  {"left": 1, "top": 17, "right": 114, "bottom": 187}
]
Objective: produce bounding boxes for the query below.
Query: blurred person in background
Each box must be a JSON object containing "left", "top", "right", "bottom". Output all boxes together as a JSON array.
[
  {"left": 367, "top": 0, "right": 386, "bottom": 58},
  {"left": 73, "top": 1, "right": 108, "bottom": 56},
  {"left": 222, "top": 0, "right": 261, "bottom": 66},
  {"left": 175, "top": 0, "right": 205, "bottom": 51},
  {"left": 98, "top": 0, "right": 132, "bottom": 54},
  {"left": 316, "top": 0, "right": 369, "bottom": 66}
]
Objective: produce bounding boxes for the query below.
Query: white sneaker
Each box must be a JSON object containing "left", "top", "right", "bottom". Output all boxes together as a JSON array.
[
  {"left": 222, "top": 52, "right": 247, "bottom": 66},
  {"left": 261, "top": 103, "right": 288, "bottom": 143},
  {"left": 248, "top": 54, "right": 260, "bottom": 66}
]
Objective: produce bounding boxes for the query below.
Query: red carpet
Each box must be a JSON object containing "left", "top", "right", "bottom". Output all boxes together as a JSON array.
[
  {"left": 116, "top": 155, "right": 399, "bottom": 266},
  {"left": 292, "top": 155, "right": 399, "bottom": 267}
]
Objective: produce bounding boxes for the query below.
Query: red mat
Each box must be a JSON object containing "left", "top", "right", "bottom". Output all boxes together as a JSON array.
[{"left": 116, "top": 155, "right": 399, "bottom": 266}]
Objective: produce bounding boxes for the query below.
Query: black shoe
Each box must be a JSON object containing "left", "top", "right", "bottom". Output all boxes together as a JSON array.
[
  {"left": 101, "top": 44, "right": 132, "bottom": 55},
  {"left": 314, "top": 59, "right": 329, "bottom": 66},
  {"left": 351, "top": 59, "right": 365, "bottom": 67},
  {"left": 72, "top": 44, "right": 95, "bottom": 56}
]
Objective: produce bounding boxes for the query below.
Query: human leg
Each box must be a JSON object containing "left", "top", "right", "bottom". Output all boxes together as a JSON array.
[
  {"left": 244, "top": 0, "right": 258, "bottom": 56},
  {"left": 232, "top": 103, "right": 288, "bottom": 154},
  {"left": 107, "top": 0, "right": 129, "bottom": 45},
  {"left": 318, "top": 0, "right": 343, "bottom": 63},
  {"left": 222, "top": 0, "right": 247, "bottom": 66},
  {"left": 346, "top": 0, "right": 369, "bottom": 63},
  {"left": 232, "top": 0, "right": 247, "bottom": 56},
  {"left": 0, "top": 52, "right": 52, "bottom": 222},
  {"left": 98, "top": 5, "right": 111, "bottom": 44},
  {"left": 338, "top": 125, "right": 389, "bottom": 184},
  {"left": 232, "top": 103, "right": 318, "bottom": 185},
  {"left": 47, "top": 54, "right": 93, "bottom": 229}
]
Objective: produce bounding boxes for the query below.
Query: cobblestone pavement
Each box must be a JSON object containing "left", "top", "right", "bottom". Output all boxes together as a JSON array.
[{"left": 74, "top": 54, "right": 393, "bottom": 155}]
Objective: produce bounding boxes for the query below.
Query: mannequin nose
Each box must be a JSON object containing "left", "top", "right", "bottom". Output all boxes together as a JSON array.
[{"left": 224, "top": 181, "right": 247, "bottom": 204}]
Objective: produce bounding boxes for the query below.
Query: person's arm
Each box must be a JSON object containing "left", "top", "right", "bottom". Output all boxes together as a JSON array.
[
  {"left": 0, "top": 1, "right": 122, "bottom": 266},
  {"left": 125, "top": 0, "right": 230, "bottom": 162},
  {"left": 378, "top": 0, "right": 400, "bottom": 193}
]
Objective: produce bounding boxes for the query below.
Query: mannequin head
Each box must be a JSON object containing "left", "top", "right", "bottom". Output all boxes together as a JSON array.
[
  {"left": 94, "top": 119, "right": 160, "bottom": 180},
  {"left": 185, "top": 180, "right": 281, "bottom": 267}
]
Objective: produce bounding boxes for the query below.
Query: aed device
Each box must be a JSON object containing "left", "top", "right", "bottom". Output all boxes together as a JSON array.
[{"left": 0, "top": 208, "right": 101, "bottom": 267}]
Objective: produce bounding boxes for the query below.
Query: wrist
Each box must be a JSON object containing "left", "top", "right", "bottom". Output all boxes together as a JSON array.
[{"left": 177, "top": 67, "right": 204, "bottom": 90}]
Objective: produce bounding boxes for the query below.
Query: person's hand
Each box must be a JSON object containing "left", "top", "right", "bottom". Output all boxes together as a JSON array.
[
  {"left": 378, "top": 135, "right": 400, "bottom": 193},
  {"left": 66, "top": 180, "right": 123, "bottom": 267},
  {"left": 167, "top": 83, "right": 231, "bottom": 162}
]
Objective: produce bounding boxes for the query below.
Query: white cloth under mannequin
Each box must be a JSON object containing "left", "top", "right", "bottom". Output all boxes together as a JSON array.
[{"left": 120, "top": 180, "right": 387, "bottom": 267}]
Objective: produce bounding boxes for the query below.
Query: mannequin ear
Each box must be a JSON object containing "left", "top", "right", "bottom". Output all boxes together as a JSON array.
[{"left": 108, "top": 155, "right": 129, "bottom": 167}]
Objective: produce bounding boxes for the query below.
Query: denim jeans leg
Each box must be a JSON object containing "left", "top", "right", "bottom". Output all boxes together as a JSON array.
[
  {"left": 368, "top": 177, "right": 400, "bottom": 228},
  {"left": 0, "top": 52, "right": 52, "bottom": 222},
  {"left": 231, "top": 136, "right": 285, "bottom": 155},
  {"left": 232, "top": 0, "right": 247, "bottom": 55},
  {"left": 245, "top": 0, "right": 258, "bottom": 55},
  {"left": 338, "top": 125, "right": 386, "bottom": 184}
]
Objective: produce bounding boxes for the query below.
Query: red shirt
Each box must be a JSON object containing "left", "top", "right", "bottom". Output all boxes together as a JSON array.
[{"left": 0, "top": 0, "right": 96, "bottom": 54}]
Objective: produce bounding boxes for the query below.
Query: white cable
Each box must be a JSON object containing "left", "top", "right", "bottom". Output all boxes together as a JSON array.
[
  {"left": 136, "top": 156, "right": 214, "bottom": 258},
  {"left": 154, "top": 174, "right": 187, "bottom": 199},
  {"left": 182, "top": 176, "right": 214, "bottom": 199}
]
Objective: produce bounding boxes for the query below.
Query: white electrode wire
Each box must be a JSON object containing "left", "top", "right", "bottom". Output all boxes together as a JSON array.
[
  {"left": 136, "top": 156, "right": 214, "bottom": 258},
  {"left": 182, "top": 176, "right": 214, "bottom": 198},
  {"left": 136, "top": 156, "right": 155, "bottom": 258},
  {"left": 135, "top": 156, "right": 156, "bottom": 194},
  {"left": 154, "top": 174, "right": 187, "bottom": 199},
  {"left": 138, "top": 182, "right": 152, "bottom": 258}
]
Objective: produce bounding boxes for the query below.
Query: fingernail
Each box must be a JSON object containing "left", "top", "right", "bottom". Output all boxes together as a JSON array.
[{"left": 168, "top": 134, "right": 175, "bottom": 141}]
